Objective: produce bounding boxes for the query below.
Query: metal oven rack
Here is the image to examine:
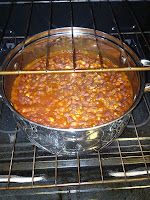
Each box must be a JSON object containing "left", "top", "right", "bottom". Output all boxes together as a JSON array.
[{"left": 0, "top": 0, "right": 150, "bottom": 198}]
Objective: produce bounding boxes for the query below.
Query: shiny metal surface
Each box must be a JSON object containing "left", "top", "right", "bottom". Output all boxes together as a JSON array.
[
  {"left": 0, "top": 101, "right": 150, "bottom": 191},
  {"left": 144, "top": 83, "right": 150, "bottom": 92},
  {"left": 1, "top": 27, "right": 145, "bottom": 154}
]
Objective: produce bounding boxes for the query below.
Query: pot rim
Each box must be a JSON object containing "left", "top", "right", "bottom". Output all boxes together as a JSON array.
[{"left": 1, "top": 27, "right": 145, "bottom": 132}]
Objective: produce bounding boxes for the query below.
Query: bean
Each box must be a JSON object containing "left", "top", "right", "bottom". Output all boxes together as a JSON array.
[{"left": 11, "top": 51, "right": 133, "bottom": 129}]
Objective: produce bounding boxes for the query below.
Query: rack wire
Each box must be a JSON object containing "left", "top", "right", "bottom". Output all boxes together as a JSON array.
[
  {"left": 0, "top": 1, "right": 150, "bottom": 74},
  {"left": 0, "top": 110, "right": 150, "bottom": 193},
  {"left": 0, "top": 0, "right": 150, "bottom": 196}
]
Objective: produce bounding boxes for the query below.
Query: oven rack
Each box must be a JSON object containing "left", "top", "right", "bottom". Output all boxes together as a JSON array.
[
  {"left": 0, "top": 94, "right": 149, "bottom": 195},
  {"left": 0, "top": 0, "right": 150, "bottom": 195},
  {"left": 0, "top": 1, "right": 150, "bottom": 75},
  {"left": 0, "top": 67, "right": 150, "bottom": 76}
]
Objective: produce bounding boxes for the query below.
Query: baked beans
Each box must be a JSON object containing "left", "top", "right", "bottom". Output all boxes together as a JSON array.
[{"left": 11, "top": 51, "right": 133, "bottom": 129}]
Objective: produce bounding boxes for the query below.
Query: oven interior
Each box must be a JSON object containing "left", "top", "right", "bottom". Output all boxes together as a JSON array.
[{"left": 0, "top": 1, "right": 150, "bottom": 199}]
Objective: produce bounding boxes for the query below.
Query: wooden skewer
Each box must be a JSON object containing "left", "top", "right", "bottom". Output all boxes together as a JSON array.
[{"left": 0, "top": 66, "right": 149, "bottom": 75}]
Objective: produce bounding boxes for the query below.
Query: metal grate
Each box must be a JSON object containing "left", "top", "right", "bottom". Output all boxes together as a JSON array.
[
  {"left": 0, "top": 112, "right": 150, "bottom": 193},
  {"left": 0, "top": 0, "right": 150, "bottom": 195}
]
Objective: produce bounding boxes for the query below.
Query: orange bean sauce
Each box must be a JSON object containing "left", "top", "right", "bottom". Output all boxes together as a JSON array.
[{"left": 11, "top": 52, "right": 133, "bottom": 129}]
